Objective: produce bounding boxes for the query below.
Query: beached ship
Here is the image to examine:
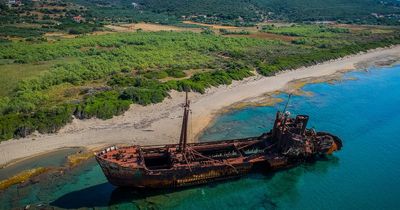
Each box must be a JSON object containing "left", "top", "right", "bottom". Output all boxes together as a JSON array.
[{"left": 96, "top": 93, "right": 342, "bottom": 189}]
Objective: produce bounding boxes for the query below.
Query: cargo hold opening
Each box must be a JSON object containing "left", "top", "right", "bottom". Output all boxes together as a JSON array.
[{"left": 143, "top": 152, "right": 172, "bottom": 170}]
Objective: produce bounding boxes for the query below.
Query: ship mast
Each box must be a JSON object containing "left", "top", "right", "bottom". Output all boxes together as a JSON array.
[
  {"left": 178, "top": 91, "right": 190, "bottom": 152},
  {"left": 282, "top": 93, "right": 292, "bottom": 114},
  {"left": 280, "top": 94, "right": 292, "bottom": 127},
  {"left": 272, "top": 93, "right": 292, "bottom": 140}
]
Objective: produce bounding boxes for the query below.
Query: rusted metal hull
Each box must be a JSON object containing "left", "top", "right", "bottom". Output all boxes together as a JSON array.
[
  {"left": 96, "top": 137, "right": 260, "bottom": 189},
  {"left": 96, "top": 137, "right": 341, "bottom": 189},
  {"left": 98, "top": 158, "right": 252, "bottom": 188},
  {"left": 95, "top": 111, "right": 343, "bottom": 189}
]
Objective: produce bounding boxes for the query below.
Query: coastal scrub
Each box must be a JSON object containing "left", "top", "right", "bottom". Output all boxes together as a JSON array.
[{"left": 0, "top": 25, "right": 400, "bottom": 141}]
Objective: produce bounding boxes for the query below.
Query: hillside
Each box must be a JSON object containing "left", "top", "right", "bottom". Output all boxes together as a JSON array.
[
  {"left": 1, "top": 0, "right": 399, "bottom": 40},
  {"left": 75, "top": 0, "right": 400, "bottom": 25}
]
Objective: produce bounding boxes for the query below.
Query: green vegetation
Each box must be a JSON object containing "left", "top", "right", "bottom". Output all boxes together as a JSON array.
[
  {"left": 0, "top": 23, "right": 400, "bottom": 141},
  {"left": 0, "top": 0, "right": 399, "bottom": 142},
  {"left": 69, "top": 0, "right": 178, "bottom": 24},
  {"left": 0, "top": 58, "right": 78, "bottom": 97},
  {"left": 105, "top": 0, "right": 399, "bottom": 25},
  {"left": 103, "top": 0, "right": 400, "bottom": 25},
  {"left": 254, "top": 0, "right": 400, "bottom": 24},
  {"left": 0, "top": 25, "right": 53, "bottom": 38},
  {"left": 219, "top": 29, "right": 250, "bottom": 35},
  {"left": 262, "top": 24, "right": 350, "bottom": 37},
  {"left": 1, "top": 0, "right": 400, "bottom": 41},
  {"left": 0, "top": 0, "right": 105, "bottom": 39},
  {"left": 76, "top": 91, "right": 131, "bottom": 119},
  {"left": 55, "top": 19, "right": 104, "bottom": 35}
]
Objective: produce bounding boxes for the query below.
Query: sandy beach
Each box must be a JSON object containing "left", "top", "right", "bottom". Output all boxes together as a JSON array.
[{"left": 1, "top": 45, "right": 400, "bottom": 167}]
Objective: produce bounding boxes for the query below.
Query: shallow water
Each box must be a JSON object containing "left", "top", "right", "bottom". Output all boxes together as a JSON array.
[
  {"left": 0, "top": 147, "right": 82, "bottom": 180},
  {"left": 1, "top": 65, "right": 400, "bottom": 209}
]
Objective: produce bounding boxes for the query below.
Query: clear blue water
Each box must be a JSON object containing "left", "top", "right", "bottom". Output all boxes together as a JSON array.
[{"left": 1, "top": 65, "right": 400, "bottom": 209}]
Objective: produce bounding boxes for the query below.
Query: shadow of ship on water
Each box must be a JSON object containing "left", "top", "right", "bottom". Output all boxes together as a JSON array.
[{"left": 50, "top": 156, "right": 340, "bottom": 209}]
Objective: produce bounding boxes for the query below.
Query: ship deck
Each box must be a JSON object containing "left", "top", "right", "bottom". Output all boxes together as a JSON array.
[{"left": 96, "top": 135, "right": 275, "bottom": 171}]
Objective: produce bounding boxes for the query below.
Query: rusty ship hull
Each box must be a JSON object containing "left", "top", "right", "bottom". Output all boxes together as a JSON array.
[
  {"left": 96, "top": 93, "right": 342, "bottom": 189},
  {"left": 96, "top": 126, "right": 342, "bottom": 189},
  {"left": 97, "top": 144, "right": 253, "bottom": 188}
]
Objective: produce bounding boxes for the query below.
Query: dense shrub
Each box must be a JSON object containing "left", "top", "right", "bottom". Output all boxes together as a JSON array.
[
  {"left": 120, "top": 87, "right": 168, "bottom": 105},
  {"left": 219, "top": 29, "right": 250, "bottom": 35},
  {"left": 164, "top": 66, "right": 253, "bottom": 93},
  {"left": 143, "top": 71, "right": 169, "bottom": 79},
  {"left": 166, "top": 69, "right": 186, "bottom": 78},
  {"left": 0, "top": 30, "right": 399, "bottom": 141},
  {"left": 0, "top": 114, "right": 28, "bottom": 140},
  {"left": 33, "top": 105, "right": 74, "bottom": 133},
  {"left": 77, "top": 91, "right": 131, "bottom": 119},
  {"left": 0, "top": 105, "right": 73, "bottom": 140}
]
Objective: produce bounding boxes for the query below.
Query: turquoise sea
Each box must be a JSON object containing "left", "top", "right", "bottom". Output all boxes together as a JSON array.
[{"left": 1, "top": 65, "right": 400, "bottom": 209}]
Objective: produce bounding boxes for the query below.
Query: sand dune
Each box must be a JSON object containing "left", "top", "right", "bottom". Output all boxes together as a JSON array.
[{"left": 1, "top": 45, "right": 400, "bottom": 167}]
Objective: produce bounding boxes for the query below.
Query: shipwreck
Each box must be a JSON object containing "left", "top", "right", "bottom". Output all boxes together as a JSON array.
[{"left": 96, "top": 93, "right": 342, "bottom": 189}]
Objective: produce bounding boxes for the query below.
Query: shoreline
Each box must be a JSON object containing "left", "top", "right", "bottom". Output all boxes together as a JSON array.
[
  {"left": 0, "top": 146, "right": 85, "bottom": 169},
  {"left": 1, "top": 45, "right": 400, "bottom": 167}
]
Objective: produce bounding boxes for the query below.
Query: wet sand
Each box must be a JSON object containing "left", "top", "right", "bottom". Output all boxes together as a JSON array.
[{"left": 0, "top": 45, "right": 399, "bottom": 167}]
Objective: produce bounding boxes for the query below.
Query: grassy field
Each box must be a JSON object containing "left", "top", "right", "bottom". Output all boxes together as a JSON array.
[
  {"left": 0, "top": 23, "right": 399, "bottom": 141},
  {"left": 0, "top": 58, "right": 78, "bottom": 97}
]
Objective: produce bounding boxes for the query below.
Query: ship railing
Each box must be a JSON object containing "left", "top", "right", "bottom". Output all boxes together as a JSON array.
[
  {"left": 243, "top": 143, "right": 276, "bottom": 161},
  {"left": 188, "top": 148, "right": 239, "bottom": 174},
  {"left": 96, "top": 145, "right": 119, "bottom": 157},
  {"left": 135, "top": 137, "right": 262, "bottom": 150},
  {"left": 236, "top": 141, "right": 264, "bottom": 154}
]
